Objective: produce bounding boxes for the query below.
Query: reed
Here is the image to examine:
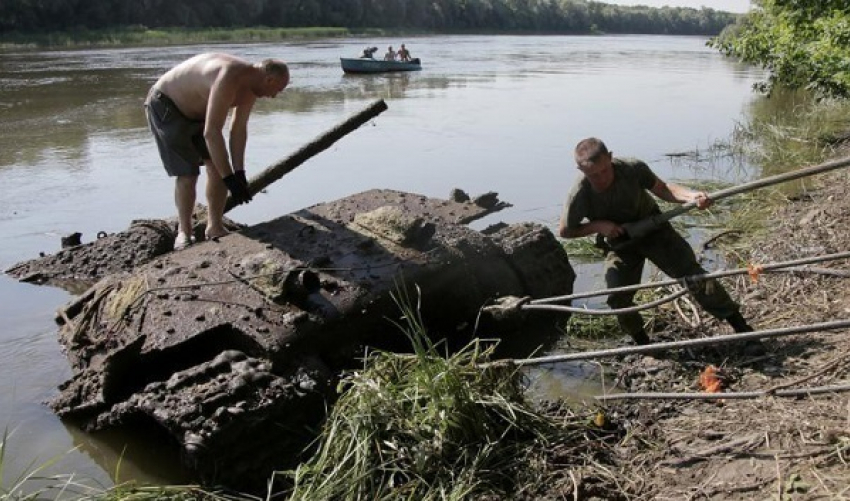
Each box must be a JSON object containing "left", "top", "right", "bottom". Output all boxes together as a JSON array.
[
  {"left": 88, "top": 484, "right": 226, "bottom": 500},
  {"left": 741, "top": 88, "right": 850, "bottom": 178},
  {"left": 0, "top": 429, "right": 235, "bottom": 501},
  {"left": 707, "top": 88, "right": 850, "bottom": 258},
  {"left": 284, "top": 287, "right": 609, "bottom": 500},
  {"left": 0, "top": 428, "right": 68, "bottom": 500}
]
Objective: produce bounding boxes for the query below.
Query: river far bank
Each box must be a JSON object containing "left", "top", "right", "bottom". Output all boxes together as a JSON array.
[{"left": 0, "top": 26, "right": 392, "bottom": 49}]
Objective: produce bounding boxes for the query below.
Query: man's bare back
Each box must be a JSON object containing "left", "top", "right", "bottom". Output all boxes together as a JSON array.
[{"left": 154, "top": 53, "right": 258, "bottom": 120}]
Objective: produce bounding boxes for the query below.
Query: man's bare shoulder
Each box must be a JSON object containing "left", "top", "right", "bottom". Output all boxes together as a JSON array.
[
  {"left": 155, "top": 53, "right": 257, "bottom": 118},
  {"left": 179, "top": 53, "right": 252, "bottom": 77}
]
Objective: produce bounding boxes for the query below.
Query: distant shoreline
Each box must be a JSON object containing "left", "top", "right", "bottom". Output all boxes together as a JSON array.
[
  {"left": 0, "top": 26, "right": 392, "bottom": 50},
  {"left": 0, "top": 26, "right": 721, "bottom": 50}
]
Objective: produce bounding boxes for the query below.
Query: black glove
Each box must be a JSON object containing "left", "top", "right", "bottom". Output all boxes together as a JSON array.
[
  {"left": 222, "top": 173, "right": 252, "bottom": 205},
  {"left": 235, "top": 169, "right": 249, "bottom": 188},
  {"left": 235, "top": 170, "right": 253, "bottom": 203}
]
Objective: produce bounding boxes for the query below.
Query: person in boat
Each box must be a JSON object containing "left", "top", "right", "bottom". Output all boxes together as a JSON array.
[
  {"left": 384, "top": 46, "right": 397, "bottom": 61},
  {"left": 397, "top": 44, "right": 412, "bottom": 62},
  {"left": 361, "top": 46, "right": 378, "bottom": 59},
  {"left": 144, "top": 53, "right": 290, "bottom": 250},
  {"left": 559, "top": 137, "right": 762, "bottom": 353}
]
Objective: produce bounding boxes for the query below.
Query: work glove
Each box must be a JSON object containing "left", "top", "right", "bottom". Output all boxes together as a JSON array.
[
  {"left": 235, "top": 169, "right": 249, "bottom": 189},
  {"left": 222, "top": 173, "right": 253, "bottom": 205},
  {"left": 235, "top": 170, "right": 253, "bottom": 203}
]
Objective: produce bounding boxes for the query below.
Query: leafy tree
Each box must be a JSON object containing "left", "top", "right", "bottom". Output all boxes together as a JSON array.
[{"left": 709, "top": 0, "right": 850, "bottom": 98}]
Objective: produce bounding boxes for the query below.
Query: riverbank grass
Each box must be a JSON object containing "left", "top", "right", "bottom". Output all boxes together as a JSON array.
[
  {"left": 284, "top": 290, "right": 622, "bottom": 499},
  {"left": 743, "top": 89, "right": 850, "bottom": 175},
  {"left": 712, "top": 89, "right": 850, "bottom": 257},
  {"left": 286, "top": 292, "right": 549, "bottom": 499}
]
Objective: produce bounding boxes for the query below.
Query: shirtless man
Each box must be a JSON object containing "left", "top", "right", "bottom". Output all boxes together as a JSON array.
[
  {"left": 144, "top": 53, "right": 290, "bottom": 249},
  {"left": 397, "top": 44, "right": 412, "bottom": 62}
]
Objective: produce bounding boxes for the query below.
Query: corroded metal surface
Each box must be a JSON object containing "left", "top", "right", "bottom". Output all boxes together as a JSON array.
[
  {"left": 5, "top": 220, "right": 175, "bottom": 294},
  {"left": 18, "top": 188, "right": 576, "bottom": 489},
  {"left": 5, "top": 208, "right": 244, "bottom": 294}
]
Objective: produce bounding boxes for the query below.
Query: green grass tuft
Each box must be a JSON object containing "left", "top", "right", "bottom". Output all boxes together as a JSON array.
[
  {"left": 285, "top": 287, "right": 588, "bottom": 500},
  {"left": 560, "top": 237, "right": 604, "bottom": 260}
]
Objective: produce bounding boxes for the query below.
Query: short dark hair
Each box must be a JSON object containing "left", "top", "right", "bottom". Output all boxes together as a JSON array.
[
  {"left": 575, "top": 137, "right": 609, "bottom": 166},
  {"left": 260, "top": 59, "right": 289, "bottom": 79}
]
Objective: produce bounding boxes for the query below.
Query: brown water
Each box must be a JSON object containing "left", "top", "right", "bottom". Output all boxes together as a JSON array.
[{"left": 0, "top": 34, "right": 763, "bottom": 488}]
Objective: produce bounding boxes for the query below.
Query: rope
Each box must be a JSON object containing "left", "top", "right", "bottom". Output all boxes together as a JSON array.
[
  {"left": 481, "top": 319, "right": 850, "bottom": 368},
  {"left": 596, "top": 383, "right": 850, "bottom": 401},
  {"left": 530, "top": 250, "right": 850, "bottom": 305}
]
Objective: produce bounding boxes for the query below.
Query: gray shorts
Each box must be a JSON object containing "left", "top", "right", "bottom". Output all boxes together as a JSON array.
[{"left": 144, "top": 88, "right": 210, "bottom": 177}]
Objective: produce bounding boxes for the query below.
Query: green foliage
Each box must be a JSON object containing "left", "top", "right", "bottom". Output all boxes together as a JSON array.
[
  {"left": 709, "top": 1, "right": 850, "bottom": 98},
  {"left": 563, "top": 314, "right": 620, "bottom": 340},
  {"left": 286, "top": 291, "right": 550, "bottom": 499},
  {"left": 285, "top": 288, "right": 612, "bottom": 500},
  {"left": 560, "top": 237, "right": 603, "bottom": 261}
]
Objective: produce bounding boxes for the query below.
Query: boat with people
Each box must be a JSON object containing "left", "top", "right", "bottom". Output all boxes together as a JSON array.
[{"left": 340, "top": 57, "right": 422, "bottom": 74}]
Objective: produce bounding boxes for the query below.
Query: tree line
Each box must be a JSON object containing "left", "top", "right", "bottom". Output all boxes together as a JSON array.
[{"left": 0, "top": 0, "right": 738, "bottom": 37}]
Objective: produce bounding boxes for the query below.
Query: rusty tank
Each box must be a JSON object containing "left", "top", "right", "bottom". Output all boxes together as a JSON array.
[{"left": 6, "top": 188, "right": 576, "bottom": 489}]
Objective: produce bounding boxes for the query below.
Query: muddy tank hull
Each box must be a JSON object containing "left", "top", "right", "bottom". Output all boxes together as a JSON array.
[{"left": 18, "top": 189, "right": 576, "bottom": 488}]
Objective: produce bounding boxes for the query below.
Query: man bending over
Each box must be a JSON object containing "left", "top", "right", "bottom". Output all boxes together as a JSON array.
[{"left": 145, "top": 53, "right": 290, "bottom": 249}]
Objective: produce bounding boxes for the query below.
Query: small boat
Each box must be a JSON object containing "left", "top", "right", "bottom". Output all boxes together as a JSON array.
[{"left": 341, "top": 57, "right": 422, "bottom": 74}]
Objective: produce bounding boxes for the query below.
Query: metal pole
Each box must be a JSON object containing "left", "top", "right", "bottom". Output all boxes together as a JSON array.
[
  {"left": 483, "top": 319, "right": 850, "bottom": 368},
  {"left": 597, "top": 383, "right": 850, "bottom": 402},
  {"left": 224, "top": 99, "right": 389, "bottom": 213},
  {"left": 658, "top": 155, "right": 850, "bottom": 222},
  {"left": 531, "top": 250, "right": 850, "bottom": 305}
]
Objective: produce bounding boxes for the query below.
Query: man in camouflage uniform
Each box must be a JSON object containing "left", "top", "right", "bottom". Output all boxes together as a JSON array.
[{"left": 559, "top": 137, "right": 757, "bottom": 348}]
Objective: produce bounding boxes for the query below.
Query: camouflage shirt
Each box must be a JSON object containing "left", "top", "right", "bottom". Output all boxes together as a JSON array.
[{"left": 562, "top": 158, "right": 660, "bottom": 229}]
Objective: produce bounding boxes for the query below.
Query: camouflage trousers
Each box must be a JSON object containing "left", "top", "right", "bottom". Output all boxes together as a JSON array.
[{"left": 604, "top": 223, "right": 740, "bottom": 337}]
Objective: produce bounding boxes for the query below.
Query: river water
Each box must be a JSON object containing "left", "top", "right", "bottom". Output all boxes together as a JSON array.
[{"left": 0, "top": 34, "right": 763, "bottom": 487}]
